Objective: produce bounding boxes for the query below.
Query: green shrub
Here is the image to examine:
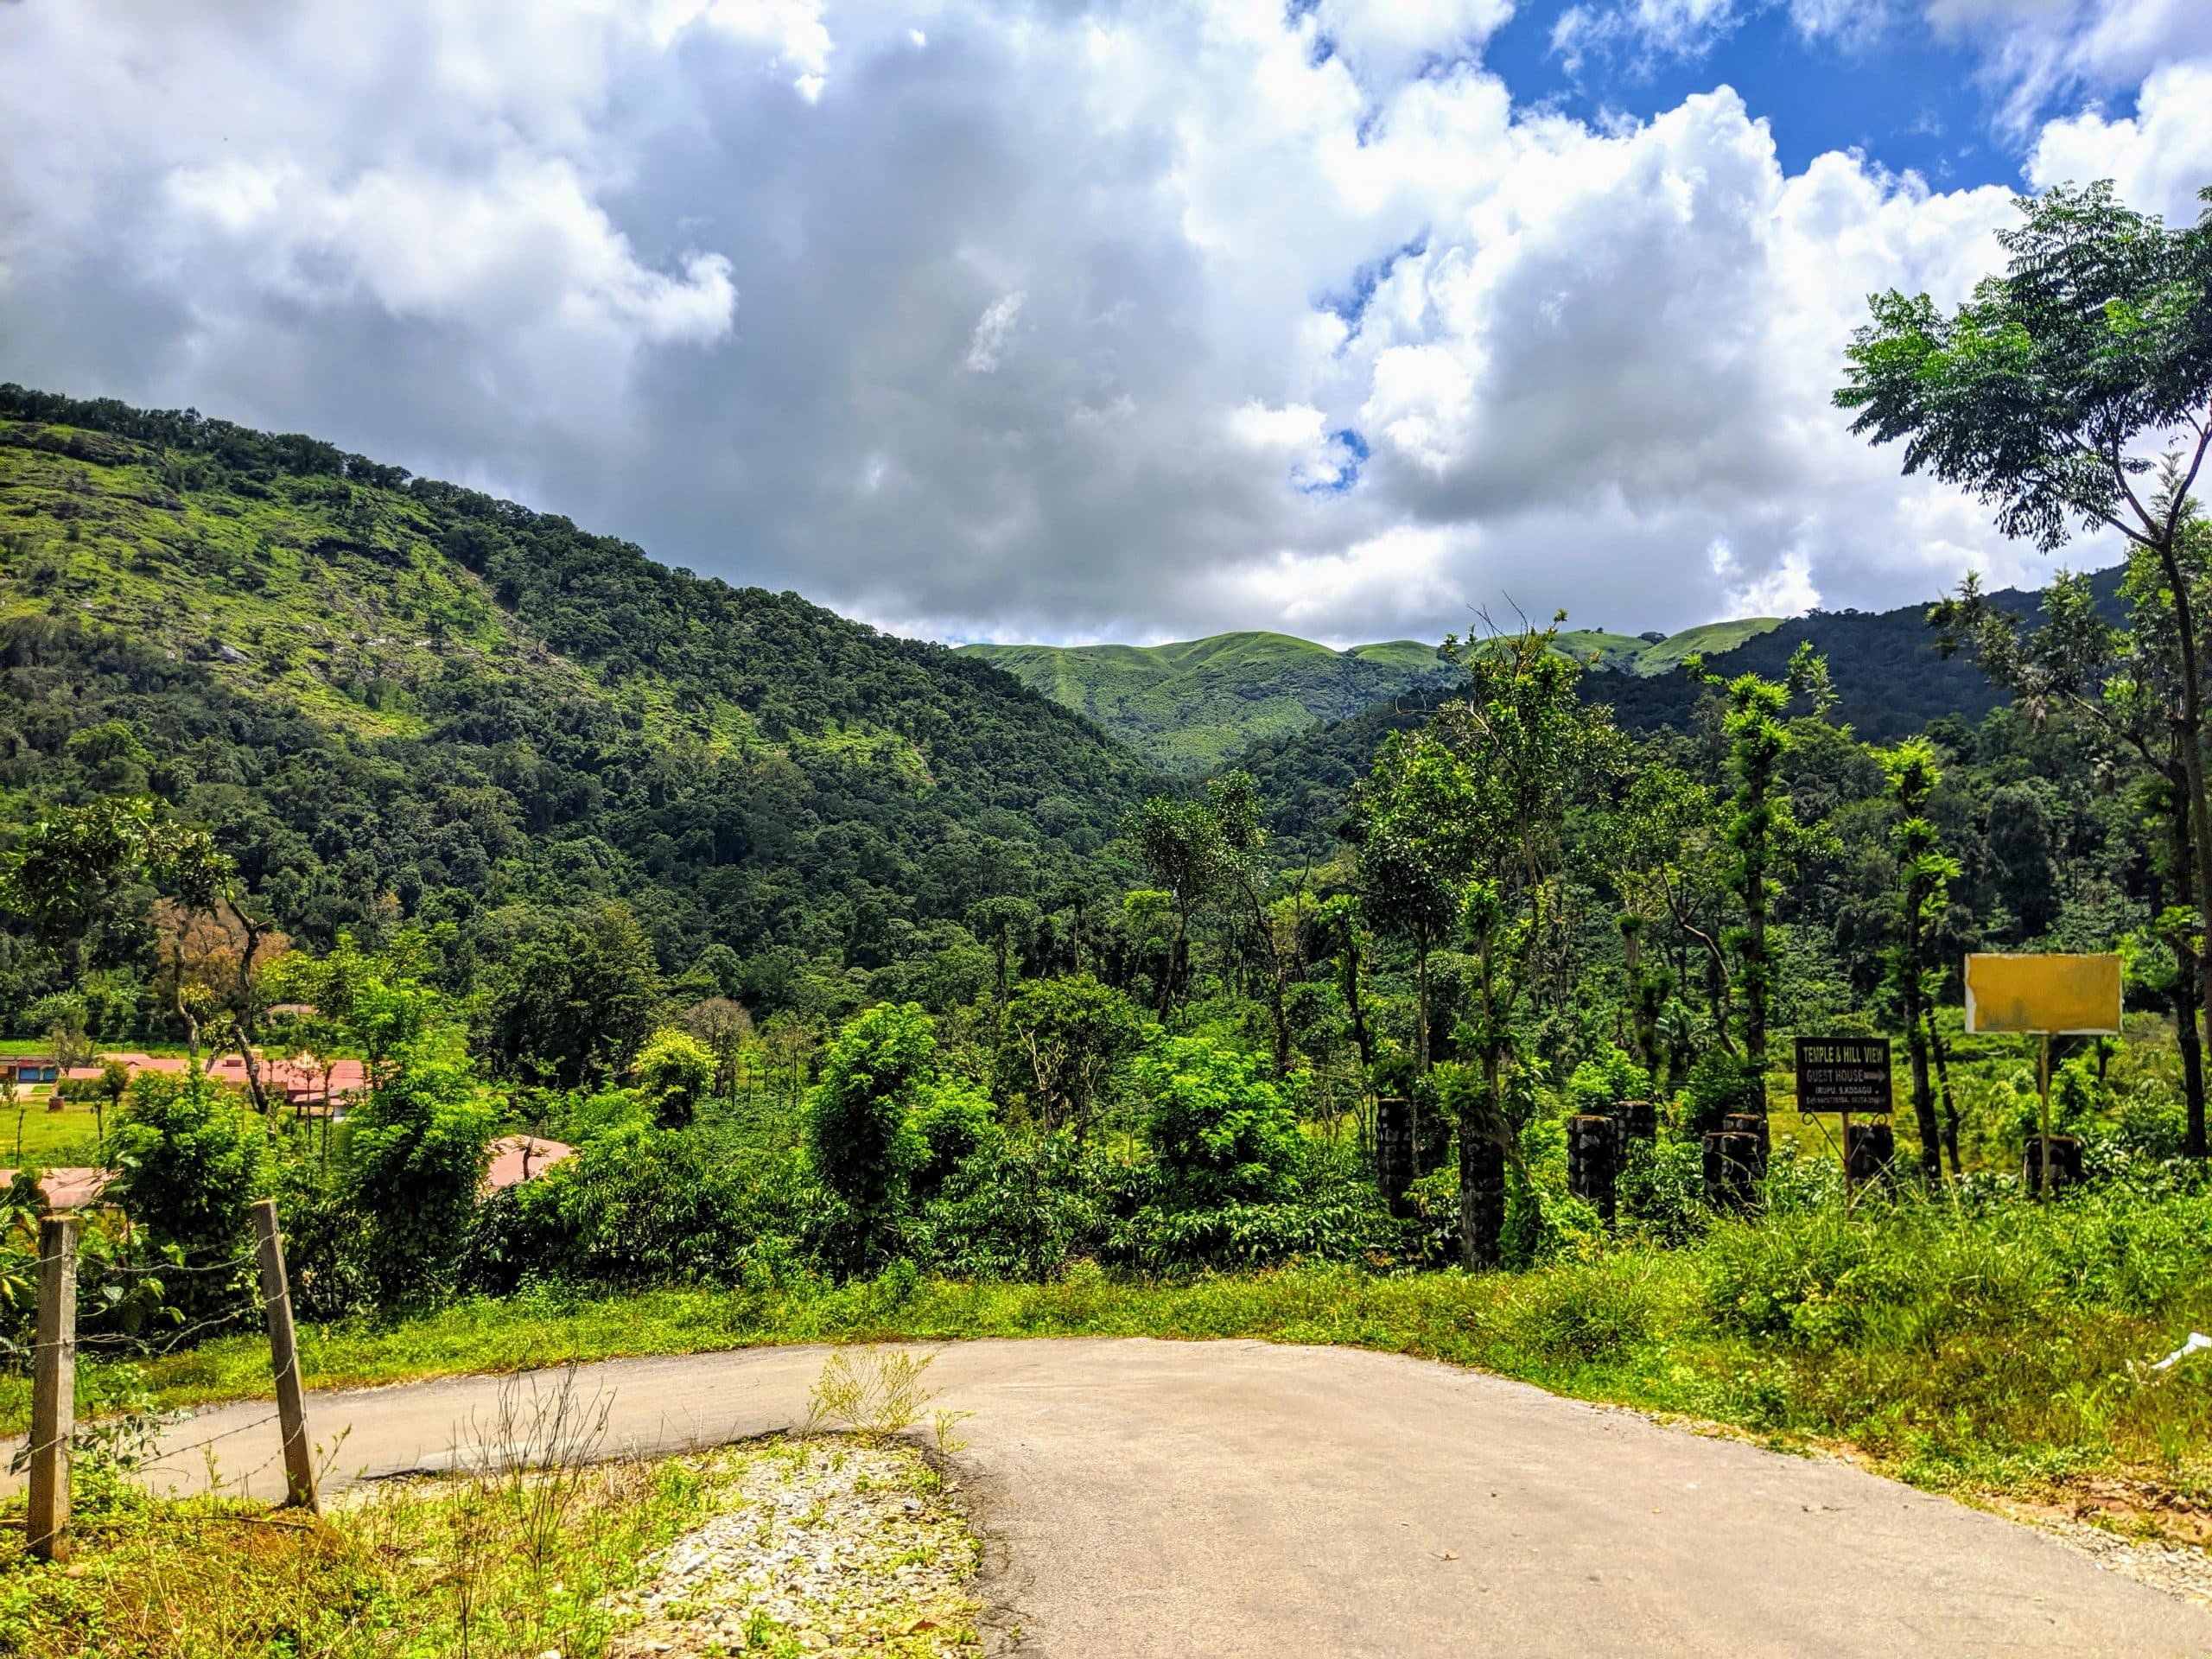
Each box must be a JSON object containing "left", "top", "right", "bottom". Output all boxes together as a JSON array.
[
  {"left": 110, "top": 1070, "right": 265, "bottom": 1312},
  {"left": 1133, "top": 1035, "right": 1301, "bottom": 1209},
  {"left": 468, "top": 1126, "right": 806, "bottom": 1291}
]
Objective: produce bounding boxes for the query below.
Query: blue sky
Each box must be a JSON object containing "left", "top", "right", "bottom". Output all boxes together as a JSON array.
[
  {"left": 1487, "top": 3, "right": 2007, "bottom": 187},
  {"left": 2, "top": 1, "right": 2208, "bottom": 645}
]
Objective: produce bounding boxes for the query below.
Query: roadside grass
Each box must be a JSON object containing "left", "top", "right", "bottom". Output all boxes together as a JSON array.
[
  {"left": 0, "top": 1446, "right": 731, "bottom": 1657},
  {"left": 0, "top": 1428, "right": 978, "bottom": 1658},
  {"left": 17, "top": 1185, "right": 2211, "bottom": 1510}
]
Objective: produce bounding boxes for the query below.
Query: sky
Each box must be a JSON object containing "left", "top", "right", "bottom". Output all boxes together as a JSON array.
[{"left": 2, "top": 0, "right": 2209, "bottom": 648}]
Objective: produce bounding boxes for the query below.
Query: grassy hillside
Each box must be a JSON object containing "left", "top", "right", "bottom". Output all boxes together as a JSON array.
[
  {"left": 958, "top": 632, "right": 1459, "bottom": 772},
  {"left": 0, "top": 387, "right": 1160, "bottom": 1010},
  {"left": 969, "top": 618, "right": 1789, "bottom": 772}
]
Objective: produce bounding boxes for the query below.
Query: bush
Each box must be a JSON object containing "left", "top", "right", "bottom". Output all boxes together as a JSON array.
[
  {"left": 635, "top": 1026, "right": 717, "bottom": 1128},
  {"left": 346, "top": 1045, "right": 499, "bottom": 1306},
  {"left": 1680, "top": 1049, "right": 1758, "bottom": 1137},
  {"left": 1133, "top": 1035, "right": 1302, "bottom": 1209},
  {"left": 110, "top": 1071, "right": 265, "bottom": 1309},
  {"left": 912, "top": 1133, "right": 1103, "bottom": 1281},
  {"left": 1618, "top": 1136, "right": 1707, "bottom": 1245},
  {"left": 467, "top": 1126, "right": 807, "bottom": 1292},
  {"left": 909, "top": 1077, "right": 995, "bottom": 1203},
  {"left": 804, "top": 1003, "right": 936, "bottom": 1273}
]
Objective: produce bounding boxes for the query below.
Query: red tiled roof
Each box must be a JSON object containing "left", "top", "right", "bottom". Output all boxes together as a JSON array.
[
  {"left": 0, "top": 1167, "right": 115, "bottom": 1210},
  {"left": 483, "top": 1135, "right": 575, "bottom": 1192}
]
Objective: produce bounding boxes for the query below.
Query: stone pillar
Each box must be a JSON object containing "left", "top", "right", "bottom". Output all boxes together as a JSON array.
[
  {"left": 1567, "top": 1114, "right": 1620, "bottom": 1223},
  {"left": 1376, "top": 1096, "right": 1414, "bottom": 1217}
]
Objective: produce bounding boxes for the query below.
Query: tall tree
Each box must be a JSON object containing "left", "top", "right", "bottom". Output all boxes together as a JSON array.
[
  {"left": 1349, "top": 731, "right": 1481, "bottom": 1076},
  {"left": 1685, "top": 645, "right": 1830, "bottom": 1122},
  {"left": 1431, "top": 621, "right": 1611, "bottom": 1267},
  {"left": 1840, "top": 180, "right": 2212, "bottom": 1148},
  {"left": 1205, "top": 771, "right": 1300, "bottom": 1074},
  {"left": 1130, "top": 797, "right": 1227, "bottom": 1014},
  {"left": 1884, "top": 739, "right": 1962, "bottom": 1182},
  {"left": 1933, "top": 525, "right": 2212, "bottom": 1153}
]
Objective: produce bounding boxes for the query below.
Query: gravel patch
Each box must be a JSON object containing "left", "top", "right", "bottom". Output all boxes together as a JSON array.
[
  {"left": 2031, "top": 1516, "right": 2212, "bottom": 1606},
  {"left": 607, "top": 1437, "right": 982, "bottom": 1657}
]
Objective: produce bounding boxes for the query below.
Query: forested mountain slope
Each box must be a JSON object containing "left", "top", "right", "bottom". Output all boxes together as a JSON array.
[
  {"left": 0, "top": 386, "right": 1160, "bottom": 1003},
  {"left": 956, "top": 632, "right": 1460, "bottom": 772},
  {"left": 1235, "top": 569, "right": 2125, "bottom": 851},
  {"left": 960, "top": 619, "right": 1789, "bottom": 771}
]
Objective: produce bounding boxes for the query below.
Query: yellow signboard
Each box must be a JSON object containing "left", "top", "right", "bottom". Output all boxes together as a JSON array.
[{"left": 1962, "top": 953, "right": 2122, "bottom": 1035}]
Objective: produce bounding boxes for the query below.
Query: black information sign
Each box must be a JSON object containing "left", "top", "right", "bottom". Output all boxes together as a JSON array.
[{"left": 1795, "top": 1036, "right": 1893, "bottom": 1114}]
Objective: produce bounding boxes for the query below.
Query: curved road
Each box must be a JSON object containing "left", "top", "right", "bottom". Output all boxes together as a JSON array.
[{"left": 30, "top": 1338, "right": 2212, "bottom": 1656}]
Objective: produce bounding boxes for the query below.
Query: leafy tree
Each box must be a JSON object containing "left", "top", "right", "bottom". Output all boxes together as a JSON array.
[
  {"left": 1129, "top": 797, "right": 1228, "bottom": 1014},
  {"left": 636, "top": 1025, "right": 717, "bottom": 1128},
  {"left": 1841, "top": 179, "right": 2212, "bottom": 1136},
  {"left": 1431, "top": 621, "right": 1611, "bottom": 1267},
  {"left": 1307, "top": 893, "right": 1374, "bottom": 1071},
  {"left": 110, "top": 1069, "right": 265, "bottom": 1314},
  {"left": 804, "top": 1002, "right": 934, "bottom": 1271},
  {"left": 1885, "top": 740, "right": 1963, "bottom": 1181},
  {"left": 1685, "top": 644, "right": 1831, "bottom": 1121},
  {"left": 681, "top": 995, "right": 754, "bottom": 1097},
  {"left": 1131, "top": 1035, "right": 1301, "bottom": 1211},
  {"left": 346, "top": 1033, "right": 499, "bottom": 1307},
  {"left": 995, "top": 973, "right": 1143, "bottom": 1147},
  {"left": 0, "top": 797, "right": 224, "bottom": 987},
  {"left": 1931, "top": 516, "right": 2212, "bottom": 1151},
  {"left": 479, "top": 902, "right": 664, "bottom": 1089},
  {"left": 1205, "top": 770, "right": 1303, "bottom": 1073},
  {"left": 1350, "top": 730, "right": 1481, "bottom": 1075},
  {"left": 965, "top": 896, "right": 1043, "bottom": 1001}
]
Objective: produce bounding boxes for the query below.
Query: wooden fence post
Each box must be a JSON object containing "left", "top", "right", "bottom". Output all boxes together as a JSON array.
[
  {"left": 249, "top": 1198, "right": 319, "bottom": 1512},
  {"left": 28, "top": 1211, "right": 79, "bottom": 1562}
]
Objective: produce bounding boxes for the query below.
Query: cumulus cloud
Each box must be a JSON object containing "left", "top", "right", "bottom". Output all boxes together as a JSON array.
[
  {"left": 2, "top": 0, "right": 2209, "bottom": 648},
  {"left": 963, "top": 292, "right": 1027, "bottom": 373}
]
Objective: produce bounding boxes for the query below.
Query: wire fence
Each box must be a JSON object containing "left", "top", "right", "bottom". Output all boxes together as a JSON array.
[{"left": 4, "top": 1198, "right": 318, "bottom": 1559}]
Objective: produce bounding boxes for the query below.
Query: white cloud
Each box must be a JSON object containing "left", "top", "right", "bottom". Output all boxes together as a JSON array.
[
  {"left": 2028, "top": 60, "right": 2212, "bottom": 223},
  {"left": 963, "top": 291, "right": 1027, "bottom": 373},
  {"left": 0, "top": 0, "right": 2202, "bottom": 649}
]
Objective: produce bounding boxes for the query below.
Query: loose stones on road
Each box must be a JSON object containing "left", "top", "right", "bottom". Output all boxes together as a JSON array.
[{"left": 607, "top": 1437, "right": 982, "bottom": 1657}]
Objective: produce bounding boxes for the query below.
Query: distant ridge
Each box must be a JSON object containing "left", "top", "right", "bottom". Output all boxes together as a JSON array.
[
  {"left": 959, "top": 619, "right": 1787, "bottom": 772},
  {"left": 957, "top": 632, "right": 1459, "bottom": 772}
]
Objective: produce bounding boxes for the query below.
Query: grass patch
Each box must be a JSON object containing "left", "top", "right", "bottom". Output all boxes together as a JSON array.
[{"left": 0, "top": 1425, "right": 978, "bottom": 1658}]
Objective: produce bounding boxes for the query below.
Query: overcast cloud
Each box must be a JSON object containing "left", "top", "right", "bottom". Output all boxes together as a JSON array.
[{"left": 2, "top": 0, "right": 2208, "bottom": 645}]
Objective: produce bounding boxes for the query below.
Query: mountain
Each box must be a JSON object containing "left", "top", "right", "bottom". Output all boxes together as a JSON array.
[
  {"left": 1233, "top": 571, "right": 2126, "bottom": 855},
  {"left": 957, "top": 633, "right": 1461, "bottom": 772},
  {"left": 958, "top": 618, "right": 1786, "bottom": 772},
  {"left": 0, "top": 386, "right": 1160, "bottom": 1007}
]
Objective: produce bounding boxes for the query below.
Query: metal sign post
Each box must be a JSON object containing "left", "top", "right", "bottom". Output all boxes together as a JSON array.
[{"left": 1962, "top": 954, "right": 2122, "bottom": 1200}]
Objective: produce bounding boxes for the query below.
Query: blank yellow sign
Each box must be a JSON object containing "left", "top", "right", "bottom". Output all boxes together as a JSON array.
[{"left": 1963, "top": 953, "right": 2122, "bottom": 1035}]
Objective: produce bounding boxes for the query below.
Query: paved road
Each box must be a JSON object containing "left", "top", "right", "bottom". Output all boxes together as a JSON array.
[{"left": 19, "top": 1338, "right": 2212, "bottom": 1656}]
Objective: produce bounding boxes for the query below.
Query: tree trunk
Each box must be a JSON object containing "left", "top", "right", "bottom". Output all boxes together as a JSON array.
[
  {"left": 1926, "top": 1009, "right": 1961, "bottom": 1177},
  {"left": 2158, "top": 536, "right": 2212, "bottom": 1160},
  {"left": 1902, "top": 877, "right": 1942, "bottom": 1185},
  {"left": 1745, "top": 857, "right": 1769, "bottom": 1121},
  {"left": 1343, "top": 932, "right": 1373, "bottom": 1070},
  {"left": 2167, "top": 788, "right": 2209, "bottom": 1158},
  {"left": 1415, "top": 945, "right": 1431, "bottom": 1073}
]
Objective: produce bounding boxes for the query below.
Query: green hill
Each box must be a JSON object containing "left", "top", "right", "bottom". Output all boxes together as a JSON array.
[
  {"left": 0, "top": 386, "right": 1160, "bottom": 1007},
  {"left": 966, "top": 619, "right": 1788, "bottom": 772},
  {"left": 957, "top": 632, "right": 1460, "bottom": 772}
]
